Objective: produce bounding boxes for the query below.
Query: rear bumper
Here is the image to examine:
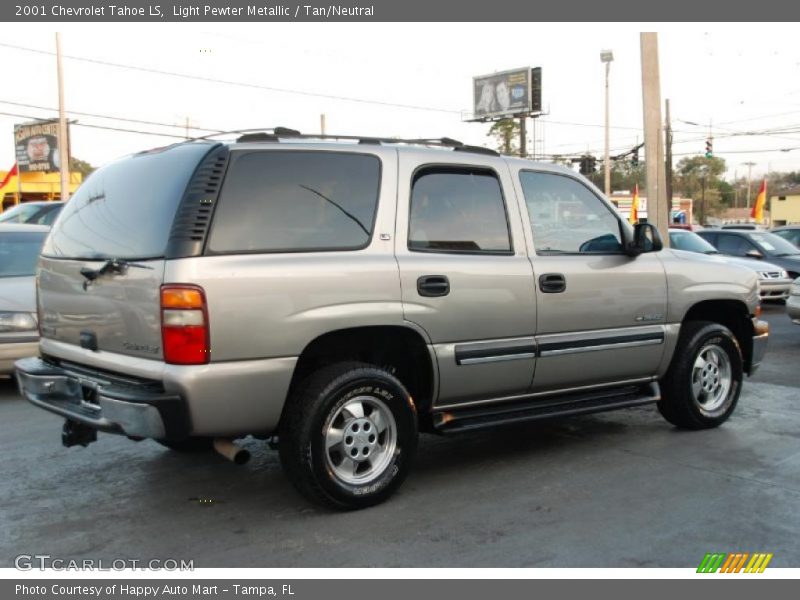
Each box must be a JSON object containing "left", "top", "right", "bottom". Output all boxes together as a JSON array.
[
  {"left": 14, "top": 356, "right": 189, "bottom": 440},
  {"left": 19, "top": 338, "right": 298, "bottom": 437},
  {"left": 750, "top": 319, "right": 769, "bottom": 375}
]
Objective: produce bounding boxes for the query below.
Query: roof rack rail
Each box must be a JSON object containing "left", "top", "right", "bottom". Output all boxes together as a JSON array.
[{"left": 192, "top": 128, "right": 500, "bottom": 157}]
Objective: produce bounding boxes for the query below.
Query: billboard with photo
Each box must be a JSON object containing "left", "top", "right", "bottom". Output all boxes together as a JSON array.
[
  {"left": 473, "top": 67, "right": 541, "bottom": 120},
  {"left": 14, "top": 120, "right": 65, "bottom": 173}
]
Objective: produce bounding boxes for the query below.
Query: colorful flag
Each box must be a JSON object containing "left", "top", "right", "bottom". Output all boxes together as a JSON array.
[
  {"left": 629, "top": 183, "right": 640, "bottom": 224},
  {"left": 750, "top": 179, "right": 767, "bottom": 222},
  {"left": 0, "top": 163, "right": 18, "bottom": 190}
]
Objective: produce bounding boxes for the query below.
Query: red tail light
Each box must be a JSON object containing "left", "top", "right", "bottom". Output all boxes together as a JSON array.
[{"left": 161, "top": 285, "right": 209, "bottom": 365}]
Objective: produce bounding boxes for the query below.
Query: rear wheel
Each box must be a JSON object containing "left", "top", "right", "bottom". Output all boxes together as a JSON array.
[
  {"left": 658, "top": 321, "right": 743, "bottom": 429},
  {"left": 279, "top": 362, "right": 418, "bottom": 510}
]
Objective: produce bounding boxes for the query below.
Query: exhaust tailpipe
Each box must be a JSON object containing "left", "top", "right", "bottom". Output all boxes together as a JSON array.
[{"left": 213, "top": 438, "right": 250, "bottom": 465}]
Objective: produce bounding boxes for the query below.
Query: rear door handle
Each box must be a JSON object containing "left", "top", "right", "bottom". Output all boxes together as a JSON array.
[
  {"left": 539, "top": 273, "right": 566, "bottom": 293},
  {"left": 417, "top": 275, "right": 450, "bottom": 297}
]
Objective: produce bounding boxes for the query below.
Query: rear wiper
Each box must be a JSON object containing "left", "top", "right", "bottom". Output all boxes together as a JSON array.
[{"left": 80, "top": 258, "right": 153, "bottom": 287}]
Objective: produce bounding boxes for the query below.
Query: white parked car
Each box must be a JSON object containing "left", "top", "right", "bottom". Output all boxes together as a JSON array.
[{"left": 0, "top": 224, "right": 48, "bottom": 374}]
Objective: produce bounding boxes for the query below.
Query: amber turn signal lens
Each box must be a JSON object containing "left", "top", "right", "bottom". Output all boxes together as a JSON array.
[
  {"left": 754, "top": 305, "right": 762, "bottom": 318},
  {"left": 161, "top": 287, "right": 204, "bottom": 309}
]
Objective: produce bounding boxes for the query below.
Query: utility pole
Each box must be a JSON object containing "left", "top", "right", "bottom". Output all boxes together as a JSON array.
[
  {"left": 519, "top": 116, "right": 527, "bottom": 158},
  {"left": 640, "top": 33, "right": 668, "bottom": 245},
  {"left": 56, "top": 32, "right": 70, "bottom": 203},
  {"left": 601, "top": 49, "right": 614, "bottom": 198},
  {"left": 320, "top": 113, "right": 326, "bottom": 135},
  {"left": 664, "top": 98, "right": 673, "bottom": 225},
  {"left": 743, "top": 161, "right": 756, "bottom": 208}
]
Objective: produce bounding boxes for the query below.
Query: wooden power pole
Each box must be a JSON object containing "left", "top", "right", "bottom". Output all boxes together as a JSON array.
[
  {"left": 56, "top": 33, "right": 70, "bottom": 202},
  {"left": 640, "top": 33, "right": 668, "bottom": 246},
  {"left": 664, "top": 98, "right": 673, "bottom": 225}
]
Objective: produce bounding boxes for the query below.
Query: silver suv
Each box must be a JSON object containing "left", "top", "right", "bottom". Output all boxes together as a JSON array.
[{"left": 16, "top": 131, "right": 769, "bottom": 509}]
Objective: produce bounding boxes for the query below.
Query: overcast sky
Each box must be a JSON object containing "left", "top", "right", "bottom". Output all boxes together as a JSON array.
[{"left": 1, "top": 22, "right": 799, "bottom": 180}]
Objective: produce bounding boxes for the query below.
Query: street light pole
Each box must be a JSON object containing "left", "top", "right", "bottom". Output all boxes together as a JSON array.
[{"left": 601, "top": 49, "right": 614, "bottom": 198}]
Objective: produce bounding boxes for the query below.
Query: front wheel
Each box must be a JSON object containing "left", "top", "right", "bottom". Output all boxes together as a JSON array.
[
  {"left": 658, "top": 321, "right": 743, "bottom": 430},
  {"left": 279, "top": 362, "right": 418, "bottom": 510}
]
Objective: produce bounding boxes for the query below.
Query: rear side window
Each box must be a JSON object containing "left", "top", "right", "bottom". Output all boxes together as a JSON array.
[
  {"left": 408, "top": 167, "right": 512, "bottom": 254},
  {"left": 42, "top": 142, "right": 215, "bottom": 260},
  {"left": 207, "top": 151, "right": 380, "bottom": 254}
]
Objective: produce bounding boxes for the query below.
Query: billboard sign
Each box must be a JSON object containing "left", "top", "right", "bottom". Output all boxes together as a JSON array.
[
  {"left": 473, "top": 67, "right": 541, "bottom": 120},
  {"left": 14, "top": 120, "right": 64, "bottom": 173}
]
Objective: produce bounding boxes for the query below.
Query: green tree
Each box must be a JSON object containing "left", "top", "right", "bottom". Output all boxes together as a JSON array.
[
  {"left": 486, "top": 119, "right": 520, "bottom": 155},
  {"left": 587, "top": 161, "right": 646, "bottom": 192},
  {"left": 69, "top": 156, "right": 95, "bottom": 178},
  {"left": 675, "top": 155, "right": 727, "bottom": 223}
]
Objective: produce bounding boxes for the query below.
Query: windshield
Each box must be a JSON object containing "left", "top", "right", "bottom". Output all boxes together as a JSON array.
[
  {"left": 42, "top": 142, "right": 215, "bottom": 260},
  {"left": 0, "top": 203, "right": 44, "bottom": 224},
  {"left": 748, "top": 232, "right": 800, "bottom": 256},
  {"left": 669, "top": 230, "right": 718, "bottom": 254},
  {"left": 0, "top": 231, "right": 47, "bottom": 277}
]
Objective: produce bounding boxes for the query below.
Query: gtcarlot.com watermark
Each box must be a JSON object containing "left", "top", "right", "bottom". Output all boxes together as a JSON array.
[{"left": 15, "top": 554, "right": 194, "bottom": 571}]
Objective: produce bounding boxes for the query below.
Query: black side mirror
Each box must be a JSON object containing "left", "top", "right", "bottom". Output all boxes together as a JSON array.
[{"left": 626, "top": 222, "right": 663, "bottom": 257}]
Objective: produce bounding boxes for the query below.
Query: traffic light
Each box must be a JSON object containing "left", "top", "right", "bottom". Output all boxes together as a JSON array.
[
  {"left": 579, "top": 155, "right": 597, "bottom": 175},
  {"left": 705, "top": 137, "right": 713, "bottom": 158},
  {"left": 631, "top": 148, "right": 639, "bottom": 167}
]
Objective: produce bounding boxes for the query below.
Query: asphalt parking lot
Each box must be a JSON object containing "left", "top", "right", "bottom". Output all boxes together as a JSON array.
[{"left": 1, "top": 303, "right": 798, "bottom": 568}]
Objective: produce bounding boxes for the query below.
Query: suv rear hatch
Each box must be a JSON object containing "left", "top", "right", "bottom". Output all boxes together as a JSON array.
[{"left": 38, "top": 142, "right": 224, "bottom": 361}]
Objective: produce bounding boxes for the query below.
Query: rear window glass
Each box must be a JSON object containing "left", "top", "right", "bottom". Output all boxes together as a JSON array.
[
  {"left": 0, "top": 231, "right": 47, "bottom": 277},
  {"left": 207, "top": 151, "right": 381, "bottom": 254},
  {"left": 42, "top": 143, "right": 215, "bottom": 260}
]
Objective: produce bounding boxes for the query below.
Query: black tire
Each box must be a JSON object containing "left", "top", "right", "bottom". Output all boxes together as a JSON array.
[
  {"left": 155, "top": 437, "right": 214, "bottom": 452},
  {"left": 279, "top": 362, "right": 418, "bottom": 510},
  {"left": 658, "top": 320, "right": 743, "bottom": 430}
]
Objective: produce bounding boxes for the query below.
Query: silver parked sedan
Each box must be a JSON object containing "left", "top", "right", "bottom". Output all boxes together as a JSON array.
[
  {"left": 669, "top": 228, "right": 793, "bottom": 301},
  {"left": 0, "top": 224, "right": 48, "bottom": 374}
]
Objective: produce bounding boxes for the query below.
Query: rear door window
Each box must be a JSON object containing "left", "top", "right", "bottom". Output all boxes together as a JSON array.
[
  {"left": 408, "top": 167, "right": 512, "bottom": 254},
  {"left": 207, "top": 151, "right": 381, "bottom": 254}
]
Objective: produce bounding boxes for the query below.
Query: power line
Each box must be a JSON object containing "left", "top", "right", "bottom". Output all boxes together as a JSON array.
[
  {"left": 0, "top": 110, "right": 188, "bottom": 140},
  {"left": 0, "top": 41, "right": 462, "bottom": 115},
  {"left": 0, "top": 41, "right": 699, "bottom": 136},
  {"left": 0, "top": 99, "right": 224, "bottom": 134}
]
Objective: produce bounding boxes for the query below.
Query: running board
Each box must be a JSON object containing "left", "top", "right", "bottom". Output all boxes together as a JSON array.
[{"left": 432, "top": 382, "right": 660, "bottom": 433}]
